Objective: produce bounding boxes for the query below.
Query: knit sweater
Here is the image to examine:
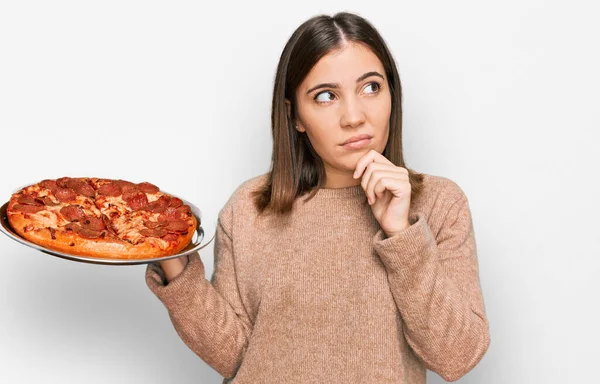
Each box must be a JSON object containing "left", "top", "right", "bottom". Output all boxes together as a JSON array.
[{"left": 145, "top": 173, "right": 490, "bottom": 383}]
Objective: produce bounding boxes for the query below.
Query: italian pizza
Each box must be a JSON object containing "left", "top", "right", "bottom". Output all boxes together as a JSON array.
[{"left": 6, "top": 177, "right": 198, "bottom": 259}]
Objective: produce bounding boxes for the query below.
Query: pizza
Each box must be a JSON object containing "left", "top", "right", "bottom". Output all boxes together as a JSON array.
[{"left": 6, "top": 177, "right": 198, "bottom": 259}]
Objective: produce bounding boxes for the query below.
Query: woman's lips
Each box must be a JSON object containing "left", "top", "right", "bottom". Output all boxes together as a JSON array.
[{"left": 341, "top": 137, "right": 371, "bottom": 150}]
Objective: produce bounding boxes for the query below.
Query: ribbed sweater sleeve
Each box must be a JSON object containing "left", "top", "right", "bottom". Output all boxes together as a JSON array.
[
  {"left": 372, "top": 189, "right": 490, "bottom": 382},
  {"left": 145, "top": 204, "right": 253, "bottom": 379}
]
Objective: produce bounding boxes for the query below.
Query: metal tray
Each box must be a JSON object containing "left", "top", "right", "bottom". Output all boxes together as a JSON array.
[{"left": 0, "top": 198, "right": 215, "bottom": 266}]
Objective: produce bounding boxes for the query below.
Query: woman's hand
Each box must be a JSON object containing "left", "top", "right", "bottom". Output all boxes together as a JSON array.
[{"left": 353, "top": 150, "right": 412, "bottom": 238}]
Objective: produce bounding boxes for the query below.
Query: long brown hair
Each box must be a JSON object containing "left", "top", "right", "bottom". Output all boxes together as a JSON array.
[{"left": 252, "top": 12, "right": 425, "bottom": 215}]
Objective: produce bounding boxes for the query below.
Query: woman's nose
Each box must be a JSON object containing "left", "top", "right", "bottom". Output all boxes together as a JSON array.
[{"left": 340, "top": 97, "right": 366, "bottom": 128}]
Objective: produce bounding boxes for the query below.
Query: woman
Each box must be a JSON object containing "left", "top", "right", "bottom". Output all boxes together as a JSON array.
[{"left": 146, "top": 12, "right": 490, "bottom": 383}]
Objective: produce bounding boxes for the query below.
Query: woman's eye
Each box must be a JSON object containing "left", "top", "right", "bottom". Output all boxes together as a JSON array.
[
  {"left": 315, "top": 91, "right": 336, "bottom": 103},
  {"left": 364, "top": 82, "right": 381, "bottom": 94}
]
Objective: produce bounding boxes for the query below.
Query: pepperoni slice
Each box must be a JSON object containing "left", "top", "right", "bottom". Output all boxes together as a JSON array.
[
  {"left": 137, "top": 182, "right": 159, "bottom": 194},
  {"left": 168, "top": 197, "right": 183, "bottom": 208},
  {"left": 98, "top": 182, "right": 122, "bottom": 197},
  {"left": 35, "top": 196, "right": 59, "bottom": 206},
  {"left": 56, "top": 177, "right": 71, "bottom": 188},
  {"left": 177, "top": 205, "right": 192, "bottom": 216},
  {"left": 63, "top": 223, "right": 105, "bottom": 239},
  {"left": 79, "top": 215, "right": 105, "bottom": 231},
  {"left": 39, "top": 179, "right": 58, "bottom": 192},
  {"left": 122, "top": 190, "right": 148, "bottom": 211},
  {"left": 60, "top": 205, "right": 85, "bottom": 222},
  {"left": 64, "top": 222, "right": 82, "bottom": 233},
  {"left": 161, "top": 233, "right": 179, "bottom": 242},
  {"left": 13, "top": 204, "right": 45, "bottom": 214},
  {"left": 160, "top": 205, "right": 192, "bottom": 221},
  {"left": 165, "top": 219, "right": 190, "bottom": 233},
  {"left": 74, "top": 183, "right": 96, "bottom": 198},
  {"left": 145, "top": 196, "right": 170, "bottom": 213},
  {"left": 60, "top": 178, "right": 94, "bottom": 198},
  {"left": 115, "top": 180, "right": 138, "bottom": 193},
  {"left": 139, "top": 228, "right": 168, "bottom": 238},
  {"left": 64, "top": 178, "right": 84, "bottom": 189},
  {"left": 143, "top": 220, "right": 167, "bottom": 229},
  {"left": 54, "top": 188, "right": 77, "bottom": 202},
  {"left": 162, "top": 206, "right": 179, "bottom": 219},
  {"left": 159, "top": 213, "right": 181, "bottom": 222},
  {"left": 17, "top": 195, "right": 43, "bottom": 206}
]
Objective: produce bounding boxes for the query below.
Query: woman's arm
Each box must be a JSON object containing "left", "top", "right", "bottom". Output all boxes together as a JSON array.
[
  {"left": 373, "top": 190, "right": 490, "bottom": 382},
  {"left": 145, "top": 206, "right": 253, "bottom": 379}
]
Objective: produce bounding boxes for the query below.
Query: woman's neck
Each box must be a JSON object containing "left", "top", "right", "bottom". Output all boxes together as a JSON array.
[{"left": 322, "top": 167, "right": 361, "bottom": 189}]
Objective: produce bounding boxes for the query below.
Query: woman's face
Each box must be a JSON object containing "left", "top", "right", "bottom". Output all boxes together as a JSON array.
[{"left": 292, "top": 42, "right": 392, "bottom": 188}]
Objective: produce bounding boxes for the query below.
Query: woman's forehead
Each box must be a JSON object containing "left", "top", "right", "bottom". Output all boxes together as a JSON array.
[{"left": 300, "top": 43, "right": 385, "bottom": 91}]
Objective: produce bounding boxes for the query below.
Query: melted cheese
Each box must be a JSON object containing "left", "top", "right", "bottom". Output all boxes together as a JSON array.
[
  {"left": 109, "top": 211, "right": 166, "bottom": 245},
  {"left": 143, "top": 237, "right": 170, "bottom": 250},
  {"left": 27, "top": 210, "right": 63, "bottom": 228},
  {"left": 147, "top": 193, "right": 164, "bottom": 202}
]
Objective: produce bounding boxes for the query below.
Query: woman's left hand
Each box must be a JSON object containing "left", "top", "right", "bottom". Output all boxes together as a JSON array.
[{"left": 353, "top": 150, "right": 412, "bottom": 238}]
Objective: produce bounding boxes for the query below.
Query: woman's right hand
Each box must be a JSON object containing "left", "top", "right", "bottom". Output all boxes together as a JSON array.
[{"left": 159, "top": 255, "right": 190, "bottom": 283}]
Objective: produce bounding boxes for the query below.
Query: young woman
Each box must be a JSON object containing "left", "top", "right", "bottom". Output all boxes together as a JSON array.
[{"left": 146, "top": 12, "right": 490, "bottom": 383}]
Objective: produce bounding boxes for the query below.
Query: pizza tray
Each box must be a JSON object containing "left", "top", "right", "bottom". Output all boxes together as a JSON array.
[{"left": 0, "top": 198, "right": 215, "bottom": 266}]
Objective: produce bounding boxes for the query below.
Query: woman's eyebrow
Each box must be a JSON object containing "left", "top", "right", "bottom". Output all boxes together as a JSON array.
[{"left": 306, "top": 71, "right": 385, "bottom": 95}]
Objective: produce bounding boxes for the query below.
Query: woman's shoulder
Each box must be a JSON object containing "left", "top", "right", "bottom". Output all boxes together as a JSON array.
[
  {"left": 415, "top": 173, "right": 471, "bottom": 218},
  {"left": 218, "top": 173, "right": 269, "bottom": 227},
  {"left": 420, "top": 173, "right": 468, "bottom": 201},
  {"left": 229, "top": 173, "right": 269, "bottom": 206}
]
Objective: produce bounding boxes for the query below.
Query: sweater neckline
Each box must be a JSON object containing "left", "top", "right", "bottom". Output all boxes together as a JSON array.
[{"left": 313, "top": 184, "right": 365, "bottom": 198}]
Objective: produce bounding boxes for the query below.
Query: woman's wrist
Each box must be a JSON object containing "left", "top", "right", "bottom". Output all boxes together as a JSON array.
[{"left": 159, "top": 255, "right": 189, "bottom": 283}]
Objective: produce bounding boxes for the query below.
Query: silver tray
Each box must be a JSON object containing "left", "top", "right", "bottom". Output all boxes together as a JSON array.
[{"left": 0, "top": 197, "right": 215, "bottom": 266}]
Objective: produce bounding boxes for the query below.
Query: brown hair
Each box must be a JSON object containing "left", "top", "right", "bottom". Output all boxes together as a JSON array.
[{"left": 252, "top": 12, "right": 425, "bottom": 215}]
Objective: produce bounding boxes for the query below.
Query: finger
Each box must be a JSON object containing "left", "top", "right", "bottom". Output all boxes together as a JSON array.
[
  {"left": 354, "top": 150, "right": 393, "bottom": 179},
  {"left": 363, "top": 167, "right": 408, "bottom": 204},
  {"left": 372, "top": 176, "right": 407, "bottom": 204},
  {"left": 353, "top": 149, "right": 393, "bottom": 179},
  {"left": 366, "top": 171, "right": 406, "bottom": 204},
  {"left": 360, "top": 162, "right": 399, "bottom": 192}
]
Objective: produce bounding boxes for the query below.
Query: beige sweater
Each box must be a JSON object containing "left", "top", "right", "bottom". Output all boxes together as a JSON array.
[{"left": 145, "top": 173, "right": 490, "bottom": 383}]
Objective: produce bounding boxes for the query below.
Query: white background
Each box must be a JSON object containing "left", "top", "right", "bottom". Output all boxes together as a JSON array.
[{"left": 1, "top": 0, "right": 598, "bottom": 383}]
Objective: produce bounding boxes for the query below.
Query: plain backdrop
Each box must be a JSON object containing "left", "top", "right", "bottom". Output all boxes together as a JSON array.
[{"left": 1, "top": 0, "right": 598, "bottom": 383}]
